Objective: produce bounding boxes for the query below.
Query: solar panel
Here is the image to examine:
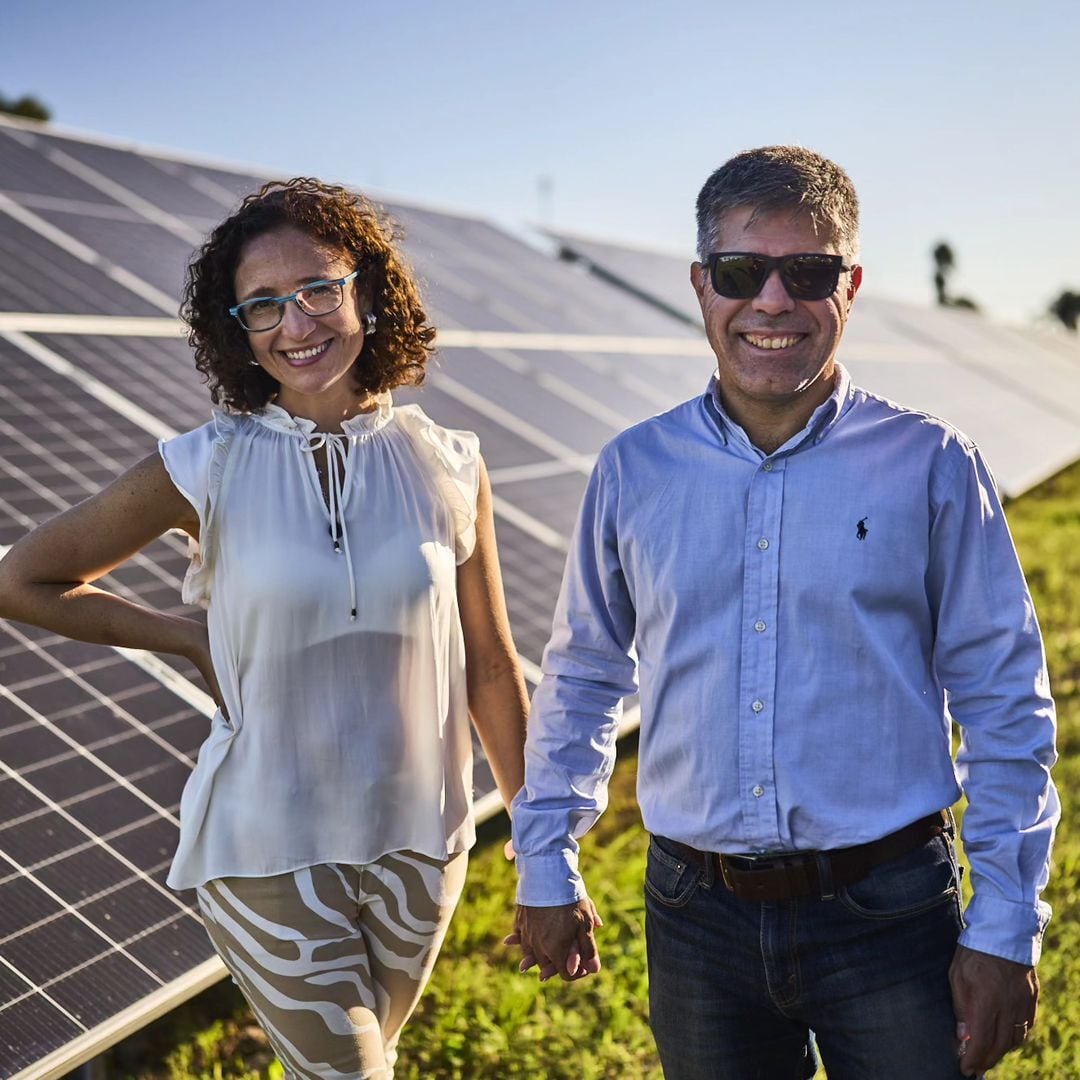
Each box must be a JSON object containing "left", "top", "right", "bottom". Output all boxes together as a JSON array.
[
  {"left": 0, "top": 128, "right": 120, "bottom": 207},
  {"left": 33, "top": 136, "right": 234, "bottom": 222},
  {"left": 0, "top": 113, "right": 702, "bottom": 1076},
  {"left": 547, "top": 228, "right": 1080, "bottom": 498},
  {"left": 0, "top": 611, "right": 216, "bottom": 1078},
  {"left": 28, "top": 334, "right": 211, "bottom": 434},
  {"left": 0, "top": 212, "right": 166, "bottom": 318},
  {"left": 28, "top": 213, "right": 195, "bottom": 301},
  {"left": 546, "top": 228, "right": 699, "bottom": 326},
  {"left": 493, "top": 470, "right": 590, "bottom": 543}
]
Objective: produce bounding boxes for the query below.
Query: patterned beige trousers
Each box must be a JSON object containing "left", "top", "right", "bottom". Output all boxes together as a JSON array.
[{"left": 196, "top": 851, "right": 468, "bottom": 1079}]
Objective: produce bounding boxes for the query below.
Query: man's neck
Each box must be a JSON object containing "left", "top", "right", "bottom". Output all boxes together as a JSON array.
[
  {"left": 718, "top": 373, "right": 839, "bottom": 455},
  {"left": 718, "top": 399, "right": 817, "bottom": 455}
]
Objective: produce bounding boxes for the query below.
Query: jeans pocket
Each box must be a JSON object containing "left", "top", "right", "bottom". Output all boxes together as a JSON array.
[
  {"left": 645, "top": 836, "right": 702, "bottom": 908},
  {"left": 837, "top": 835, "right": 959, "bottom": 921}
]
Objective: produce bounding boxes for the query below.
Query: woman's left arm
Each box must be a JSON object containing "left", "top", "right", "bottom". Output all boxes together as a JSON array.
[{"left": 457, "top": 456, "right": 529, "bottom": 813}]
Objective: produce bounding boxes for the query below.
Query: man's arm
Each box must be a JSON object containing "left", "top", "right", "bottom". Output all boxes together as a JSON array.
[
  {"left": 510, "top": 454, "right": 638, "bottom": 980},
  {"left": 928, "top": 441, "right": 1059, "bottom": 1074}
]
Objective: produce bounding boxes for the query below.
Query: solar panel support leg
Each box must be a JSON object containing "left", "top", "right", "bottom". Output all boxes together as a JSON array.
[{"left": 69, "top": 1057, "right": 108, "bottom": 1080}]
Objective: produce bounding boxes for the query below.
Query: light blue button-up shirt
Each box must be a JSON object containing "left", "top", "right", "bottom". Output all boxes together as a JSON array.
[{"left": 512, "top": 366, "right": 1058, "bottom": 965}]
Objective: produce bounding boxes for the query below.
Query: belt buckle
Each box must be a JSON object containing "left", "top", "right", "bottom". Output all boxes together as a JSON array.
[
  {"left": 718, "top": 851, "right": 772, "bottom": 891},
  {"left": 717, "top": 853, "right": 735, "bottom": 890},
  {"left": 720, "top": 851, "right": 819, "bottom": 900}
]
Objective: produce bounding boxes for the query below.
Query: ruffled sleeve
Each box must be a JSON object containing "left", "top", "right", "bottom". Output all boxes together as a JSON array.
[
  {"left": 158, "top": 411, "right": 237, "bottom": 605},
  {"left": 395, "top": 404, "right": 481, "bottom": 564}
]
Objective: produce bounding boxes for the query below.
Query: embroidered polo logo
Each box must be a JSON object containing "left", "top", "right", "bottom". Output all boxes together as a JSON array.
[{"left": 856, "top": 517, "right": 869, "bottom": 541}]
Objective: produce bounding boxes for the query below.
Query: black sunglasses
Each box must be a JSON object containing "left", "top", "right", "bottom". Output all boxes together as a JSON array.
[{"left": 705, "top": 252, "right": 854, "bottom": 301}]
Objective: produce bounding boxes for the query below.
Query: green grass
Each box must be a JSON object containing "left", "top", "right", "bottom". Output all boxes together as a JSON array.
[
  {"left": 113, "top": 458, "right": 1080, "bottom": 1079},
  {"left": 997, "top": 463, "right": 1080, "bottom": 1078}
]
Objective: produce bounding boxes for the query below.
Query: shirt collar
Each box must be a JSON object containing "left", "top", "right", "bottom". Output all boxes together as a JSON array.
[{"left": 704, "top": 363, "right": 854, "bottom": 456}]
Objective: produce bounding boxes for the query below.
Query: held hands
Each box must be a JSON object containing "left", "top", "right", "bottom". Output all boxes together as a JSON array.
[
  {"left": 505, "top": 900, "right": 603, "bottom": 982},
  {"left": 950, "top": 944, "right": 1038, "bottom": 1076}
]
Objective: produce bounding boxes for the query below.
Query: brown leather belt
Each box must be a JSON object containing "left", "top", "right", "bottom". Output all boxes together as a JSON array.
[{"left": 657, "top": 811, "right": 949, "bottom": 903}]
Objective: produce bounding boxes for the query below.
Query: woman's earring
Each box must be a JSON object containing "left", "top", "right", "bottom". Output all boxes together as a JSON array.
[{"left": 363, "top": 312, "right": 377, "bottom": 335}]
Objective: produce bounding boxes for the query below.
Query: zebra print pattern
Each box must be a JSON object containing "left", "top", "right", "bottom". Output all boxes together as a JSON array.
[{"left": 196, "top": 851, "right": 468, "bottom": 1079}]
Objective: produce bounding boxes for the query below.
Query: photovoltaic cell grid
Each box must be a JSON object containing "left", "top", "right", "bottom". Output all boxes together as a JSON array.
[
  {"left": 0, "top": 213, "right": 164, "bottom": 319},
  {"left": 547, "top": 228, "right": 1080, "bottom": 498},
  {"left": 0, "top": 344, "right": 215, "bottom": 1073},
  {"left": 30, "top": 213, "right": 195, "bottom": 302},
  {"left": 0, "top": 114, "right": 694, "bottom": 1075}
]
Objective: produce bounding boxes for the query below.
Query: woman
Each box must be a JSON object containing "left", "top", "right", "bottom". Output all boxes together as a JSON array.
[{"left": 0, "top": 178, "right": 529, "bottom": 1078}]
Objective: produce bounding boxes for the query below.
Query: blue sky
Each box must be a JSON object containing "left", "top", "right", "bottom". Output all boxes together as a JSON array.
[{"left": 3, "top": 1, "right": 1078, "bottom": 324}]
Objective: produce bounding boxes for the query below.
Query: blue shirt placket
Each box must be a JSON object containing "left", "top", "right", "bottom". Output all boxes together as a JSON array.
[{"left": 739, "top": 455, "right": 785, "bottom": 849}]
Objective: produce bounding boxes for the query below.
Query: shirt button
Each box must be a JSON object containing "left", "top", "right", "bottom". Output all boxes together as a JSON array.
[
  {"left": 753, "top": 785, "right": 765, "bottom": 797},
  {"left": 751, "top": 699, "right": 764, "bottom": 713},
  {"left": 762, "top": 461, "right": 774, "bottom": 472},
  {"left": 754, "top": 620, "right": 766, "bottom": 633},
  {"left": 757, "top": 537, "right": 769, "bottom": 550}
]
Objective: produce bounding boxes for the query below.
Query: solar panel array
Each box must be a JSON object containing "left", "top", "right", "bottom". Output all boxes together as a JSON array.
[
  {"left": 0, "top": 115, "right": 706, "bottom": 1077},
  {"left": 548, "top": 228, "right": 1080, "bottom": 497},
  {"left": 8, "top": 116, "right": 1075, "bottom": 1078}
]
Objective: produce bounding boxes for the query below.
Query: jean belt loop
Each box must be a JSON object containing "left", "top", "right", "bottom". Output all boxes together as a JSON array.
[
  {"left": 702, "top": 850, "right": 716, "bottom": 889},
  {"left": 814, "top": 852, "right": 836, "bottom": 901}
]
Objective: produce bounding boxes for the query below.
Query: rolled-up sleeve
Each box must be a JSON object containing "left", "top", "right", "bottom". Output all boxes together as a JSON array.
[
  {"left": 928, "top": 441, "right": 1059, "bottom": 964},
  {"left": 512, "top": 453, "right": 638, "bottom": 906}
]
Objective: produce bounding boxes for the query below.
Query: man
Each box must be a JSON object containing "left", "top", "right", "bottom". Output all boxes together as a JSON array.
[{"left": 509, "top": 146, "right": 1058, "bottom": 1079}]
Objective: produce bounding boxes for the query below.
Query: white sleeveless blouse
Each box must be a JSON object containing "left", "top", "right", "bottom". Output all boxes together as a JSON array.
[{"left": 158, "top": 395, "right": 480, "bottom": 889}]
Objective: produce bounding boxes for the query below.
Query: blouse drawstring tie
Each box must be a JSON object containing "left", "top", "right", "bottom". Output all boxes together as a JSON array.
[{"left": 301, "top": 432, "right": 358, "bottom": 622}]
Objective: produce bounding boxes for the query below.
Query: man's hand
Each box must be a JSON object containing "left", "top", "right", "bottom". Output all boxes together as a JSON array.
[
  {"left": 950, "top": 944, "right": 1038, "bottom": 1076},
  {"left": 504, "top": 900, "right": 603, "bottom": 982}
]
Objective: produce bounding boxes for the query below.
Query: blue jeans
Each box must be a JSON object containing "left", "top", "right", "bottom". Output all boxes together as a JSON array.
[{"left": 645, "top": 830, "right": 967, "bottom": 1080}]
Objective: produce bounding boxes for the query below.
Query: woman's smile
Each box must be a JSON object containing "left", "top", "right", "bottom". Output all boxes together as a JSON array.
[{"left": 281, "top": 339, "right": 333, "bottom": 367}]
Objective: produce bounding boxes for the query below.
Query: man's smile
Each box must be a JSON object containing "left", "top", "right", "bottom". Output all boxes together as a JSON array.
[{"left": 738, "top": 332, "right": 807, "bottom": 351}]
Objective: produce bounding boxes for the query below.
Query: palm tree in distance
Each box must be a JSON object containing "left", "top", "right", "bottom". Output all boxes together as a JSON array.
[
  {"left": 1049, "top": 290, "right": 1080, "bottom": 332},
  {"left": 931, "top": 240, "right": 979, "bottom": 312},
  {"left": 933, "top": 242, "right": 954, "bottom": 306}
]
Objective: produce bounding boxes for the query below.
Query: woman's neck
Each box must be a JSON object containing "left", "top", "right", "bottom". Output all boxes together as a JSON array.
[{"left": 271, "top": 388, "right": 378, "bottom": 433}]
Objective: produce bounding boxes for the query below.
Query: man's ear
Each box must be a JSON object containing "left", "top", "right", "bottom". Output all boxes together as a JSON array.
[
  {"left": 847, "top": 265, "right": 863, "bottom": 304},
  {"left": 690, "top": 262, "right": 707, "bottom": 303}
]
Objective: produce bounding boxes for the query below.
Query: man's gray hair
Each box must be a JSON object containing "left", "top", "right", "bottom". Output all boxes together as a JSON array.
[{"left": 695, "top": 146, "right": 860, "bottom": 262}]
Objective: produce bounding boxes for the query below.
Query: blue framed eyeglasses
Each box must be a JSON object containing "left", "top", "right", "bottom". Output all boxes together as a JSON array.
[{"left": 229, "top": 270, "right": 360, "bottom": 332}]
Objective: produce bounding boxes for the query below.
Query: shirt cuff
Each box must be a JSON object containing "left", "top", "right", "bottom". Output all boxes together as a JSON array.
[
  {"left": 515, "top": 850, "right": 588, "bottom": 907},
  {"left": 959, "top": 893, "right": 1052, "bottom": 966}
]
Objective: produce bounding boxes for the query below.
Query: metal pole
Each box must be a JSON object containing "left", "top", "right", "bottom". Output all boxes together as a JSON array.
[{"left": 69, "top": 1057, "right": 108, "bottom": 1080}]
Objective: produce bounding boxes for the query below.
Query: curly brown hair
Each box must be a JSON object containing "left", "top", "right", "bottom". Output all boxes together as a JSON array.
[{"left": 181, "top": 177, "right": 436, "bottom": 411}]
